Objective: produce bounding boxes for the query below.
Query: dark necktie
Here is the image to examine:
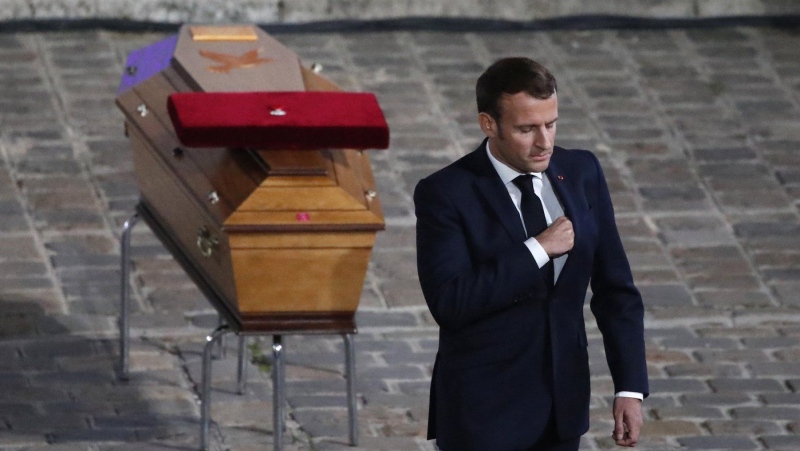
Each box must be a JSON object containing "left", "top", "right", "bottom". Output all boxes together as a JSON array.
[{"left": 512, "top": 174, "right": 554, "bottom": 288}]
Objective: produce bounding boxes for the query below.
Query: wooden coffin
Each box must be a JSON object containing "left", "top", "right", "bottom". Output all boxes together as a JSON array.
[{"left": 116, "top": 25, "right": 388, "bottom": 333}]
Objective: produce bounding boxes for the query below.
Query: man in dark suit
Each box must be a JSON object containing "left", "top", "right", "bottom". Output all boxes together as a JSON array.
[{"left": 414, "top": 58, "right": 649, "bottom": 451}]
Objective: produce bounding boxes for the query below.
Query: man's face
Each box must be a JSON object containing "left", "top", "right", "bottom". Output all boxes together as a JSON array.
[{"left": 480, "top": 92, "right": 558, "bottom": 174}]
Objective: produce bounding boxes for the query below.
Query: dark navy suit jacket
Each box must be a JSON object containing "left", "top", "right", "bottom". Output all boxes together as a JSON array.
[{"left": 414, "top": 142, "right": 648, "bottom": 451}]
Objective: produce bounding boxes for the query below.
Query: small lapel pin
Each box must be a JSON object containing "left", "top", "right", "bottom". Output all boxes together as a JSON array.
[{"left": 557, "top": 175, "right": 564, "bottom": 180}]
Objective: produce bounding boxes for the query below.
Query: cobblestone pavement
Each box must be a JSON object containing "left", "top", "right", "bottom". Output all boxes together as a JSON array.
[{"left": 0, "top": 25, "right": 799, "bottom": 451}]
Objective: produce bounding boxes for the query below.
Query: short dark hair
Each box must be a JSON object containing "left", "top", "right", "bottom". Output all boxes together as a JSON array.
[{"left": 476, "top": 57, "right": 557, "bottom": 121}]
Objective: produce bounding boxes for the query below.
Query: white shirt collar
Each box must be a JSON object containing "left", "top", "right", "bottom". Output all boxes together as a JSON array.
[{"left": 485, "top": 140, "right": 543, "bottom": 185}]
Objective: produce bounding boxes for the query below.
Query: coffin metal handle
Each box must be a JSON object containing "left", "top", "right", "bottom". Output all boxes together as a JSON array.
[
  {"left": 197, "top": 226, "right": 219, "bottom": 258},
  {"left": 137, "top": 104, "right": 148, "bottom": 117},
  {"left": 365, "top": 190, "right": 377, "bottom": 201},
  {"left": 208, "top": 191, "right": 220, "bottom": 205}
]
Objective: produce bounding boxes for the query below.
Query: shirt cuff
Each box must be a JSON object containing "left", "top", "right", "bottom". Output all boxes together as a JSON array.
[
  {"left": 524, "top": 238, "right": 550, "bottom": 269},
  {"left": 615, "top": 391, "right": 644, "bottom": 400}
]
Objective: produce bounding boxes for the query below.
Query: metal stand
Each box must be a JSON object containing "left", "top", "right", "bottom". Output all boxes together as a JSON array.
[
  {"left": 118, "top": 208, "right": 360, "bottom": 450},
  {"left": 237, "top": 335, "right": 248, "bottom": 395},
  {"left": 118, "top": 212, "right": 140, "bottom": 381},
  {"left": 199, "top": 331, "right": 358, "bottom": 451},
  {"left": 201, "top": 325, "right": 233, "bottom": 450},
  {"left": 214, "top": 313, "right": 227, "bottom": 359},
  {"left": 344, "top": 333, "right": 359, "bottom": 445},
  {"left": 272, "top": 335, "right": 285, "bottom": 450}
]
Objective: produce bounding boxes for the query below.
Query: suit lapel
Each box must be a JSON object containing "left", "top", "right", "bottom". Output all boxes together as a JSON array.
[
  {"left": 466, "top": 143, "right": 528, "bottom": 242},
  {"left": 475, "top": 175, "right": 528, "bottom": 242},
  {"left": 545, "top": 154, "right": 582, "bottom": 287},
  {"left": 544, "top": 155, "right": 577, "bottom": 222},
  {"left": 465, "top": 144, "right": 588, "bottom": 283}
]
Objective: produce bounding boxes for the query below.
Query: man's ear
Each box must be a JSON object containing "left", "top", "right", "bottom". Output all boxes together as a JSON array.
[{"left": 479, "top": 112, "right": 498, "bottom": 138}]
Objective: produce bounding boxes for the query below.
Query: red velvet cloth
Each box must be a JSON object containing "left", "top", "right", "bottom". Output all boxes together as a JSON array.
[{"left": 167, "top": 91, "right": 389, "bottom": 150}]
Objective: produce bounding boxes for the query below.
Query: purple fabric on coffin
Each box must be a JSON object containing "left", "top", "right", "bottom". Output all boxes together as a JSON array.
[{"left": 117, "top": 34, "right": 178, "bottom": 95}]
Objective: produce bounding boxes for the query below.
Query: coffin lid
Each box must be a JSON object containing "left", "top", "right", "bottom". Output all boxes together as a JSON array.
[
  {"left": 115, "top": 24, "right": 386, "bottom": 232},
  {"left": 172, "top": 24, "right": 304, "bottom": 92}
]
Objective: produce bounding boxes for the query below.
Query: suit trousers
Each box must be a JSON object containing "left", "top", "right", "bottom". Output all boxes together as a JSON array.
[
  {"left": 523, "top": 436, "right": 580, "bottom": 451},
  {"left": 435, "top": 421, "right": 580, "bottom": 451},
  {"left": 521, "top": 412, "right": 581, "bottom": 451}
]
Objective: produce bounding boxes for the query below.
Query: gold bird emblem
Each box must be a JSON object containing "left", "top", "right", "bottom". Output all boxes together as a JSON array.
[{"left": 199, "top": 48, "right": 273, "bottom": 74}]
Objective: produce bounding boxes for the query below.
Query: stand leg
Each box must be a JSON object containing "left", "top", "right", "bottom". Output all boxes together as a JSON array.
[
  {"left": 237, "top": 335, "right": 248, "bottom": 395},
  {"left": 272, "top": 335, "right": 285, "bottom": 451},
  {"left": 344, "top": 334, "right": 358, "bottom": 446},
  {"left": 118, "top": 212, "right": 139, "bottom": 381},
  {"left": 201, "top": 325, "right": 231, "bottom": 451},
  {"left": 214, "top": 313, "right": 226, "bottom": 359}
]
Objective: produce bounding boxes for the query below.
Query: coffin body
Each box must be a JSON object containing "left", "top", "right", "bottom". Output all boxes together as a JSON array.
[{"left": 116, "top": 25, "right": 387, "bottom": 332}]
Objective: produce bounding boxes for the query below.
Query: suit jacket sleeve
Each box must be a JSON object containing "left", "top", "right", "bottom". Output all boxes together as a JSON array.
[
  {"left": 588, "top": 153, "right": 649, "bottom": 397},
  {"left": 415, "top": 177, "right": 546, "bottom": 331}
]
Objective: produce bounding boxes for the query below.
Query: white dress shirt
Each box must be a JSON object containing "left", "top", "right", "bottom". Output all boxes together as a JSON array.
[
  {"left": 485, "top": 143, "right": 643, "bottom": 401},
  {"left": 485, "top": 143, "right": 552, "bottom": 269}
]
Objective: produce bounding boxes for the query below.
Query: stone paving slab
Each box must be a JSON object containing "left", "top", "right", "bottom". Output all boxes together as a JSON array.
[{"left": 0, "top": 25, "right": 799, "bottom": 450}]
